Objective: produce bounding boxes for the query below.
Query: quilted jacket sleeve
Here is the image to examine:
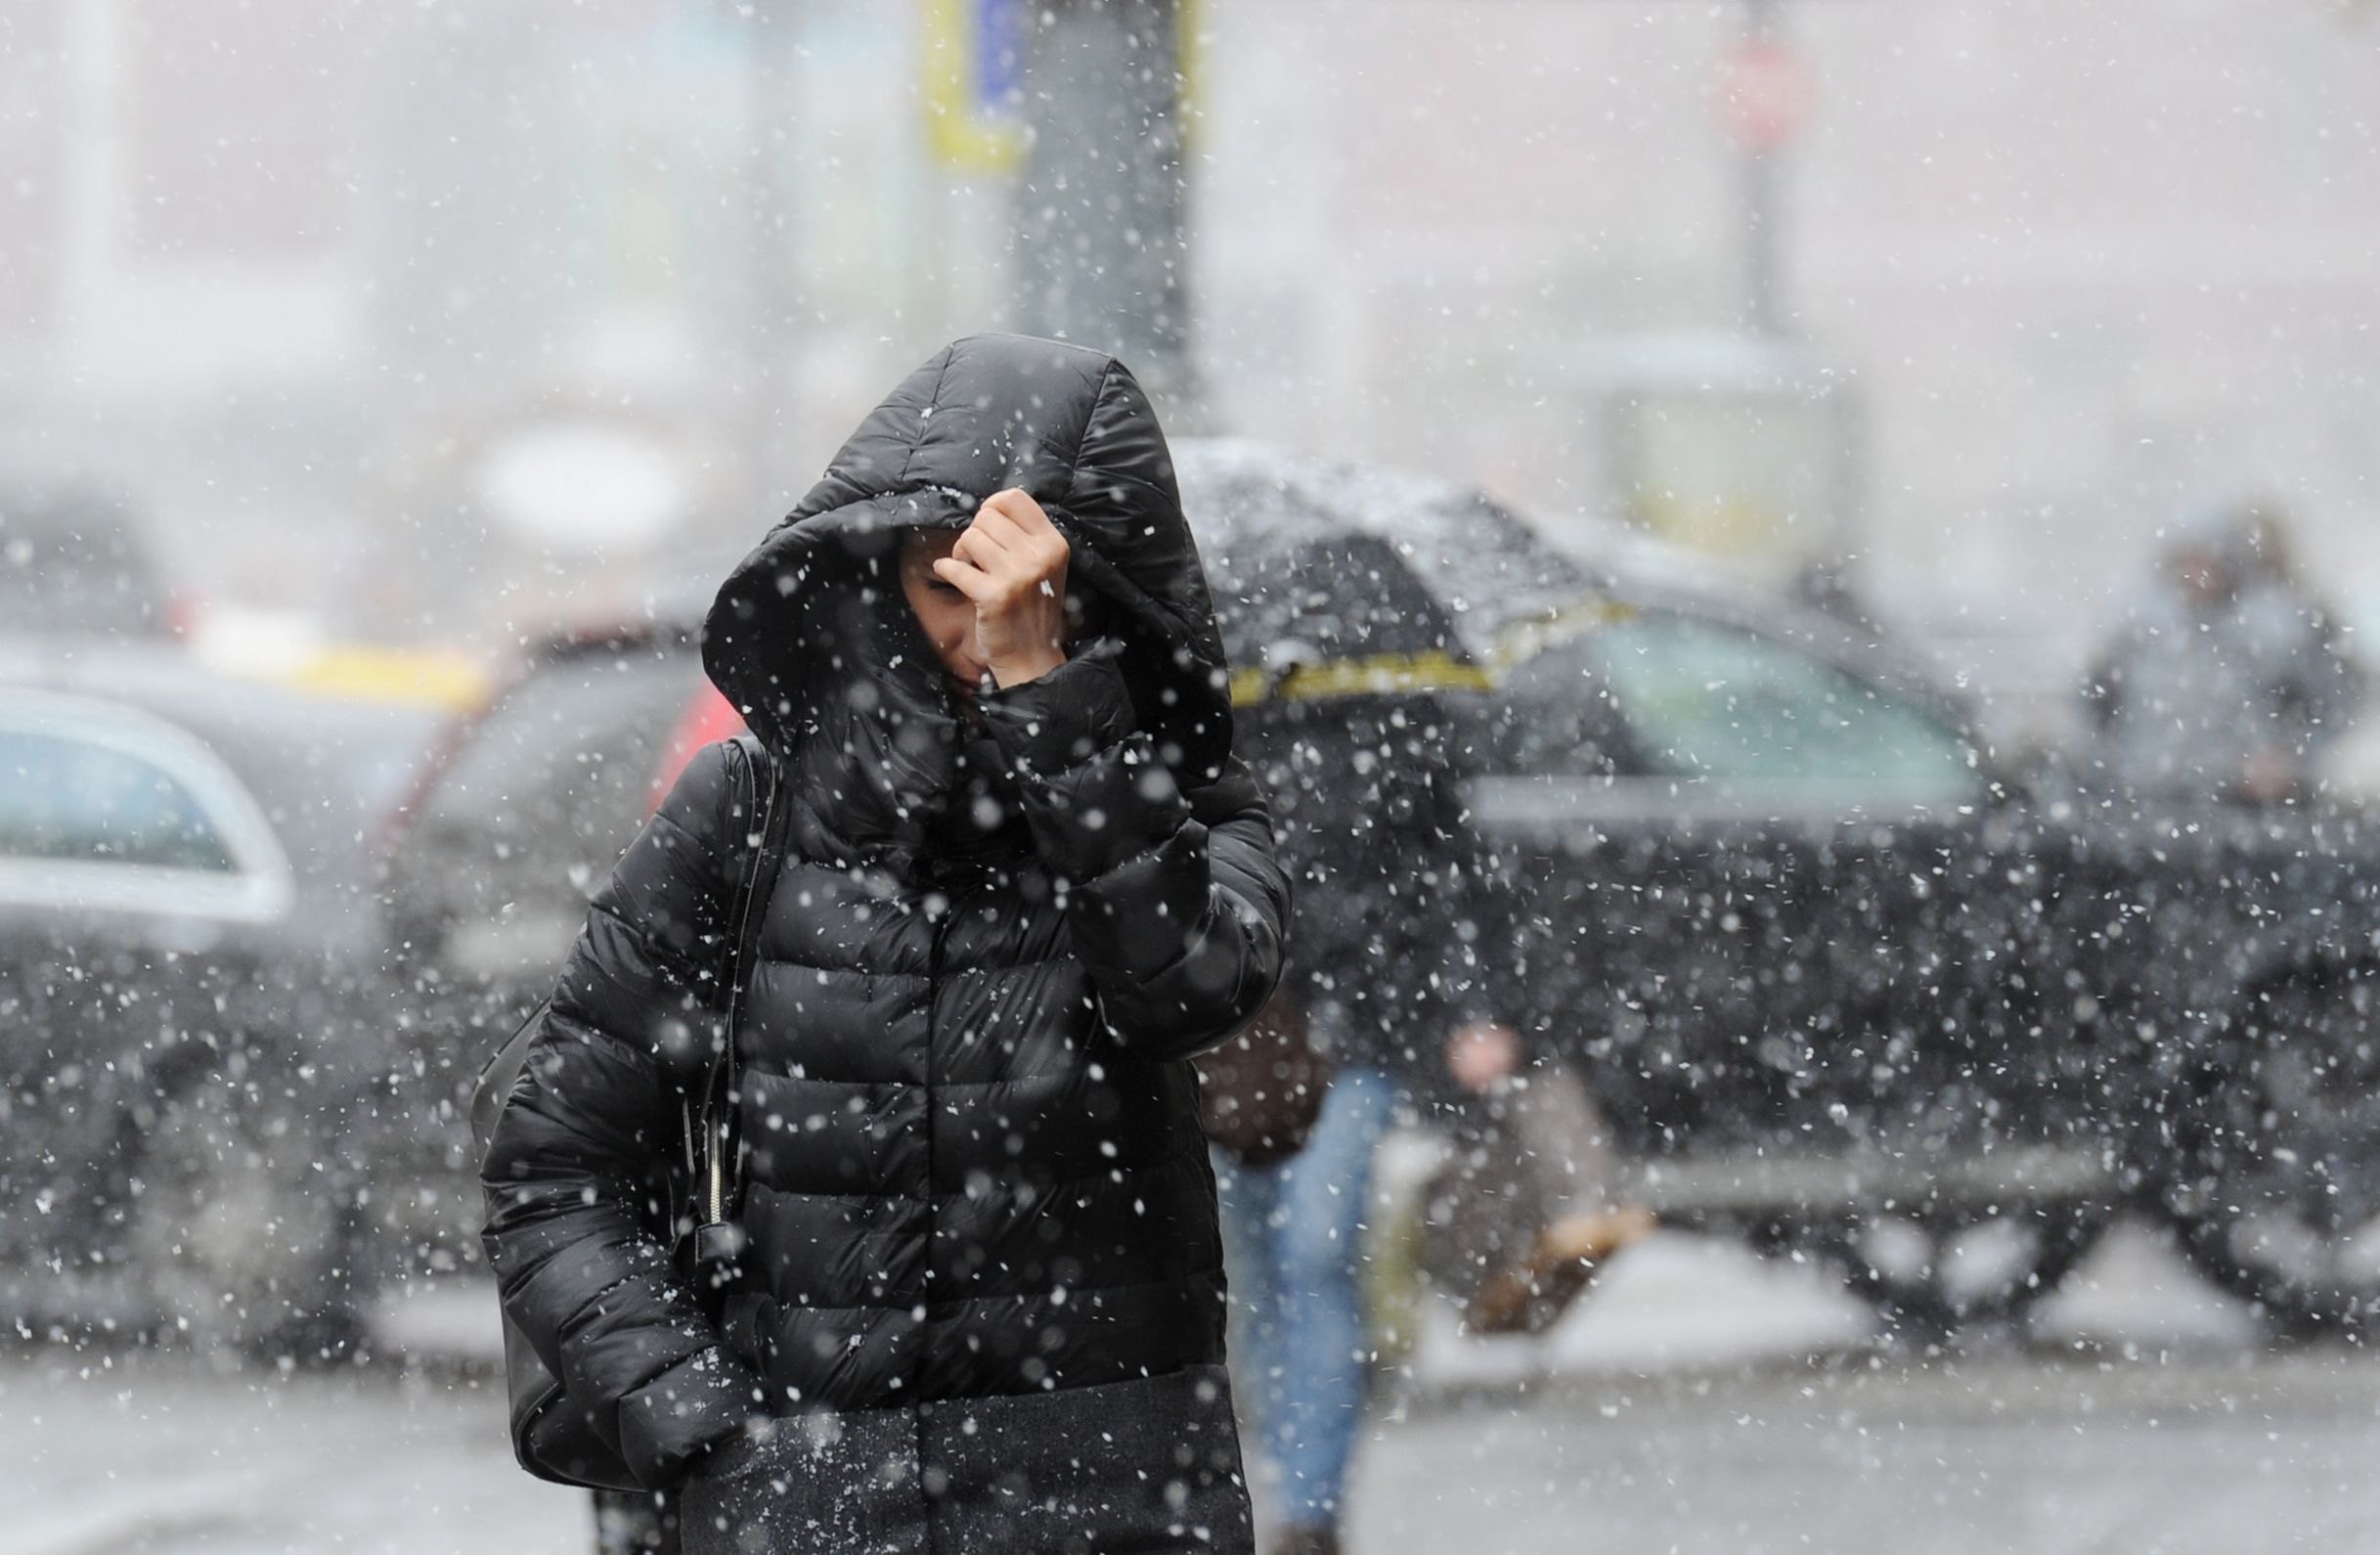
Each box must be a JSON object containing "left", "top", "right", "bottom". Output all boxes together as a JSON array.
[
  {"left": 478, "top": 739, "right": 761, "bottom": 1488},
  {"left": 978, "top": 637, "right": 1290, "bottom": 1061}
]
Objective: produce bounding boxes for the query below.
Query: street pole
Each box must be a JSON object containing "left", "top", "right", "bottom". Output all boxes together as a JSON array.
[
  {"left": 740, "top": 3, "right": 800, "bottom": 489},
  {"left": 1740, "top": 0, "right": 1785, "bottom": 337},
  {"left": 1015, "top": 0, "right": 1202, "bottom": 423}
]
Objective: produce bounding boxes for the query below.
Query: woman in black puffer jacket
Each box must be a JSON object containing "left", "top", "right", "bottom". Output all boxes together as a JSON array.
[{"left": 482, "top": 334, "right": 1289, "bottom": 1553}]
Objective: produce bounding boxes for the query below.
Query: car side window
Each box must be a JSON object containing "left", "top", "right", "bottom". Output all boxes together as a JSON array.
[
  {"left": 1589, "top": 608, "right": 1980, "bottom": 805},
  {"left": 1476, "top": 644, "right": 1638, "bottom": 778},
  {"left": 0, "top": 729, "right": 239, "bottom": 871}
]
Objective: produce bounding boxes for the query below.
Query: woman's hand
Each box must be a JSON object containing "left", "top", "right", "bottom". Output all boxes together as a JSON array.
[{"left": 932, "top": 489, "right": 1072, "bottom": 689}]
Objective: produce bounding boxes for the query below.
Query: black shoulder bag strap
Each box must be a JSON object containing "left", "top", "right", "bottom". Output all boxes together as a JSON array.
[{"left": 683, "top": 733, "right": 788, "bottom": 1293}]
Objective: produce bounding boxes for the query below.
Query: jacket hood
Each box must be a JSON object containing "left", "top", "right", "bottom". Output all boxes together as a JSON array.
[{"left": 702, "top": 333, "right": 1235, "bottom": 784}]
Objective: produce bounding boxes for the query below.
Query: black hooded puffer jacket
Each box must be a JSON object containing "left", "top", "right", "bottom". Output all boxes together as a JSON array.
[{"left": 481, "top": 334, "right": 1288, "bottom": 1551}]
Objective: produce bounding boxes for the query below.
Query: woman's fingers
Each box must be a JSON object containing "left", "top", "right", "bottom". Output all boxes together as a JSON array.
[
  {"left": 957, "top": 500, "right": 1067, "bottom": 591},
  {"left": 966, "top": 507, "right": 1059, "bottom": 570},
  {"left": 948, "top": 529, "right": 1033, "bottom": 600},
  {"left": 979, "top": 488, "right": 1057, "bottom": 538},
  {"left": 950, "top": 525, "right": 1005, "bottom": 574},
  {"left": 965, "top": 508, "right": 1028, "bottom": 557},
  {"left": 931, "top": 554, "right": 996, "bottom": 600}
]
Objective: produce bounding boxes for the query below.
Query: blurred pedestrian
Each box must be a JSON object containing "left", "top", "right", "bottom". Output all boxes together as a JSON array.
[
  {"left": 2084, "top": 499, "right": 2362, "bottom": 805},
  {"left": 1217, "top": 695, "right": 1647, "bottom": 1555},
  {"left": 483, "top": 335, "right": 1288, "bottom": 1554},
  {"left": 1422, "top": 1025, "right": 1654, "bottom": 1337}
]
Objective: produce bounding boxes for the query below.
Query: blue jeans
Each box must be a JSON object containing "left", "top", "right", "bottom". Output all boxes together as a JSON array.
[{"left": 1211, "top": 1065, "right": 1401, "bottom": 1530}]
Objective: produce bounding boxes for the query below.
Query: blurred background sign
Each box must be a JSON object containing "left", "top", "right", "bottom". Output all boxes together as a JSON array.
[
  {"left": 1565, "top": 333, "right": 1860, "bottom": 590},
  {"left": 923, "top": 0, "right": 1029, "bottom": 171},
  {"left": 1716, "top": 35, "right": 1811, "bottom": 153}
]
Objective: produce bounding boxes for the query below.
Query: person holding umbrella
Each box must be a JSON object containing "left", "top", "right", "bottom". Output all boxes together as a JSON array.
[{"left": 1179, "top": 448, "right": 1653, "bottom": 1555}]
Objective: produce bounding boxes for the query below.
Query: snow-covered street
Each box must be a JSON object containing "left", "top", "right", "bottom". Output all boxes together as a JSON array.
[
  {"left": 4, "top": 1350, "right": 580, "bottom": 1554},
  {"left": 13, "top": 1222, "right": 2380, "bottom": 1554}
]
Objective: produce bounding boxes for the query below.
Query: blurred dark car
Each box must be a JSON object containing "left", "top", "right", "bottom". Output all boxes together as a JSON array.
[
  {"left": 0, "top": 647, "right": 441, "bottom": 1352},
  {"left": 1458, "top": 537, "right": 2380, "bottom": 1332},
  {"left": 1174, "top": 441, "right": 2380, "bottom": 1334},
  {"left": 375, "top": 573, "right": 743, "bottom": 1277},
  {"left": 378, "top": 461, "right": 2380, "bottom": 1339},
  {"left": 0, "top": 483, "right": 191, "bottom": 642}
]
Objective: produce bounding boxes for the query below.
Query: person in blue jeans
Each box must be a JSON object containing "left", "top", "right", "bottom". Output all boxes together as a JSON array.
[
  {"left": 1220, "top": 698, "right": 1518, "bottom": 1555},
  {"left": 1212, "top": 1063, "right": 1401, "bottom": 1552}
]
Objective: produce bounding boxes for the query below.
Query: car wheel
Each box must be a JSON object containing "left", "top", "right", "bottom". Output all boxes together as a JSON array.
[
  {"left": 125, "top": 1066, "right": 352, "bottom": 1357},
  {"left": 2170, "top": 975, "right": 2380, "bottom": 1333},
  {"left": 1816, "top": 1200, "right": 2111, "bottom": 1338}
]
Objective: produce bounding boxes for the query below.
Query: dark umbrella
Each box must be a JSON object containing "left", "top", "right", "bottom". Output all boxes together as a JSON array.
[{"left": 1172, "top": 439, "right": 1596, "bottom": 703}]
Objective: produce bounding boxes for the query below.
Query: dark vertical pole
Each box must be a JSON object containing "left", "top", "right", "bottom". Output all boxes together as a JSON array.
[
  {"left": 1016, "top": 0, "right": 1200, "bottom": 422},
  {"left": 1741, "top": 0, "right": 1785, "bottom": 337},
  {"left": 741, "top": 4, "right": 799, "bottom": 484}
]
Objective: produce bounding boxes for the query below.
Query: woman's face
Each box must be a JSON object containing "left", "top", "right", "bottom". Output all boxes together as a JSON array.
[
  {"left": 900, "top": 526, "right": 1101, "bottom": 696},
  {"left": 899, "top": 529, "right": 992, "bottom": 694}
]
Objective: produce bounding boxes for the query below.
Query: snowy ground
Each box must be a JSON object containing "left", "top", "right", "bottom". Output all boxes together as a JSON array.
[
  {"left": 1347, "top": 1342, "right": 2380, "bottom": 1555},
  {"left": 9, "top": 1222, "right": 2375, "bottom": 1554}
]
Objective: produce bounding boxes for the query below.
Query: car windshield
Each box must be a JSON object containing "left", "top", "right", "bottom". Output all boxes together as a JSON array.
[{"left": 1585, "top": 608, "right": 1980, "bottom": 809}]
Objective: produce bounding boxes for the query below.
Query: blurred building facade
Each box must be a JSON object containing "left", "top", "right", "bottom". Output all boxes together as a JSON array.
[{"left": 4, "top": 0, "right": 2378, "bottom": 687}]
